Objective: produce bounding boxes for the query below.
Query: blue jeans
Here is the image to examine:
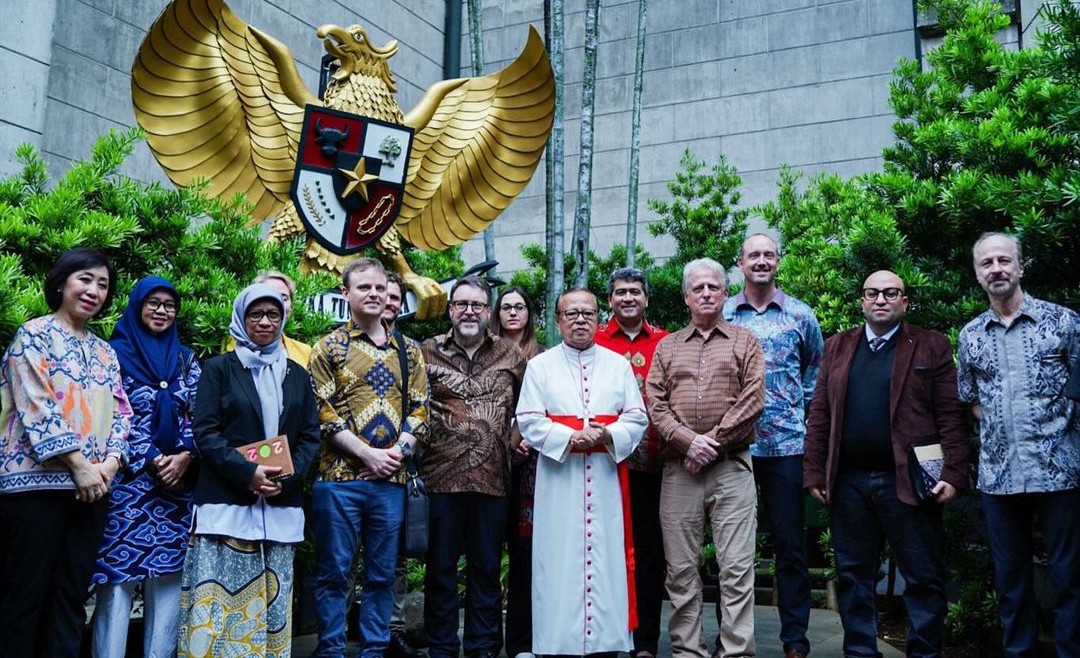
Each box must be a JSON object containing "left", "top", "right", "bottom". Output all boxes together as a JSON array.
[
  {"left": 982, "top": 488, "right": 1080, "bottom": 658},
  {"left": 312, "top": 479, "right": 405, "bottom": 658},
  {"left": 425, "top": 492, "right": 508, "bottom": 658},
  {"left": 830, "top": 470, "right": 946, "bottom": 658},
  {"left": 753, "top": 455, "right": 811, "bottom": 655}
]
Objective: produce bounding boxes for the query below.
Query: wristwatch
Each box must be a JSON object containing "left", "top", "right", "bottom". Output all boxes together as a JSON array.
[{"left": 396, "top": 439, "right": 413, "bottom": 459}]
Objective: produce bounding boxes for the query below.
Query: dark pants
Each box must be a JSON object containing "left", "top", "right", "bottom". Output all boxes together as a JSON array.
[
  {"left": 753, "top": 455, "right": 811, "bottom": 655},
  {"left": 630, "top": 469, "right": 666, "bottom": 655},
  {"left": 0, "top": 489, "right": 108, "bottom": 658},
  {"left": 425, "top": 492, "right": 508, "bottom": 658},
  {"left": 982, "top": 488, "right": 1080, "bottom": 658},
  {"left": 830, "top": 470, "right": 947, "bottom": 658},
  {"left": 312, "top": 479, "right": 405, "bottom": 658},
  {"left": 505, "top": 463, "right": 534, "bottom": 657}
]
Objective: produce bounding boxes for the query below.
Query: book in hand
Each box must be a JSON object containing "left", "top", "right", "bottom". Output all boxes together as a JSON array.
[
  {"left": 236, "top": 435, "right": 293, "bottom": 481},
  {"left": 908, "top": 443, "right": 944, "bottom": 503}
]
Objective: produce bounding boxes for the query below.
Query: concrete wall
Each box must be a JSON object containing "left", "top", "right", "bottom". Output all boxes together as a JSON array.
[
  {"left": 1, "top": 0, "right": 446, "bottom": 182},
  {"left": 0, "top": 0, "right": 1042, "bottom": 274},
  {"left": 463, "top": 0, "right": 921, "bottom": 271}
]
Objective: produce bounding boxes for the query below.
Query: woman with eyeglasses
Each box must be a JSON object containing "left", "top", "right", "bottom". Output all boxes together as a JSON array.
[
  {"left": 177, "top": 283, "right": 320, "bottom": 656},
  {"left": 492, "top": 286, "right": 543, "bottom": 658},
  {"left": 88, "top": 276, "right": 199, "bottom": 657},
  {"left": 0, "top": 248, "right": 132, "bottom": 657}
]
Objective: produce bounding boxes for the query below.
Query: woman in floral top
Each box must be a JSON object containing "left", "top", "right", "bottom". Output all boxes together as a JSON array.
[
  {"left": 91, "top": 276, "right": 200, "bottom": 658},
  {"left": 0, "top": 247, "right": 132, "bottom": 657}
]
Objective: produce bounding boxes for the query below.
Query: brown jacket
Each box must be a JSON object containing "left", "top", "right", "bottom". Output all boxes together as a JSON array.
[{"left": 803, "top": 323, "right": 970, "bottom": 505}]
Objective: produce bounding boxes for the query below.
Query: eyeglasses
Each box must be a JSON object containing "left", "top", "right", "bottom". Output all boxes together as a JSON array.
[
  {"left": 500, "top": 303, "right": 527, "bottom": 314},
  {"left": 862, "top": 287, "right": 904, "bottom": 302},
  {"left": 246, "top": 309, "right": 283, "bottom": 323},
  {"left": 144, "top": 299, "right": 177, "bottom": 314},
  {"left": 559, "top": 309, "right": 598, "bottom": 321},
  {"left": 449, "top": 300, "right": 489, "bottom": 313}
]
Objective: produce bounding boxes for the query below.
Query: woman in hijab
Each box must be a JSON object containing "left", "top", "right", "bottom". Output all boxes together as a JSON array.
[
  {"left": 91, "top": 276, "right": 200, "bottom": 657},
  {"left": 177, "top": 284, "right": 321, "bottom": 657}
]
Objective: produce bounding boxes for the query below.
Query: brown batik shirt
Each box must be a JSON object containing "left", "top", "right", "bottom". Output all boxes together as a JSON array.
[{"left": 420, "top": 332, "right": 526, "bottom": 496}]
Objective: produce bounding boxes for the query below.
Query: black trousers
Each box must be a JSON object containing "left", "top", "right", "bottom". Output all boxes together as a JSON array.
[
  {"left": 425, "top": 492, "right": 508, "bottom": 658},
  {"left": 0, "top": 489, "right": 108, "bottom": 658},
  {"left": 630, "top": 469, "right": 666, "bottom": 655},
  {"left": 505, "top": 462, "right": 534, "bottom": 657}
]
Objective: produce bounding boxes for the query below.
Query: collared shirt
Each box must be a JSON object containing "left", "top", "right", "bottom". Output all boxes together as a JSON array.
[
  {"left": 958, "top": 295, "right": 1080, "bottom": 494},
  {"left": 308, "top": 320, "right": 429, "bottom": 484},
  {"left": 595, "top": 317, "right": 669, "bottom": 472},
  {"left": 646, "top": 319, "right": 765, "bottom": 455},
  {"left": 420, "top": 331, "right": 525, "bottom": 496},
  {"left": 724, "top": 289, "right": 823, "bottom": 458}
]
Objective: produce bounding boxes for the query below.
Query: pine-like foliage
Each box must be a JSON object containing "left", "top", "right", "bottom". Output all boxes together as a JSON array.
[
  {"left": 0, "top": 128, "right": 338, "bottom": 356},
  {"left": 762, "top": 0, "right": 1080, "bottom": 337}
]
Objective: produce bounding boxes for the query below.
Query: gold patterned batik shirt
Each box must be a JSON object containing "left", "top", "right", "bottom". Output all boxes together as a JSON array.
[{"left": 308, "top": 321, "right": 429, "bottom": 484}]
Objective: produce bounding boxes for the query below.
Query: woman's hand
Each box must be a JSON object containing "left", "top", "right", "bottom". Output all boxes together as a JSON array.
[
  {"left": 155, "top": 452, "right": 193, "bottom": 488},
  {"left": 248, "top": 465, "right": 283, "bottom": 497},
  {"left": 71, "top": 462, "right": 109, "bottom": 503}
]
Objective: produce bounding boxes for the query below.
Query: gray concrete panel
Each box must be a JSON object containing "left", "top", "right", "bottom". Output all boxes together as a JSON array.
[
  {"left": 768, "top": 1, "right": 870, "bottom": 51},
  {"left": 1, "top": 0, "right": 59, "bottom": 63}
]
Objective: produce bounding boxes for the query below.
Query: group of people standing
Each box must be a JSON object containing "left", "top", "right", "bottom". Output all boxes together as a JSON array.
[{"left": 0, "top": 228, "right": 1076, "bottom": 658}]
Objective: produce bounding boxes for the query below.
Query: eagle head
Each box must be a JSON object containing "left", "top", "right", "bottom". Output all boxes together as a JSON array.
[{"left": 315, "top": 24, "right": 399, "bottom": 91}]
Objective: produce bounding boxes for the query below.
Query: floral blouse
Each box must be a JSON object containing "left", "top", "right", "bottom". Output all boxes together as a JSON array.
[{"left": 0, "top": 315, "right": 131, "bottom": 493}]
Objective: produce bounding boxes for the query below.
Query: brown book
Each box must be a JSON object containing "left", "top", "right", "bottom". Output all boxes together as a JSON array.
[{"left": 236, "top": 435, "right": 294, "bottom": 479}]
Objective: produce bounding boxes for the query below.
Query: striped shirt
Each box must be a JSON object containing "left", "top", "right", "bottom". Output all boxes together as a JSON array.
[{"left": 645, "top": 320, "right": 765, "bottom": 455}]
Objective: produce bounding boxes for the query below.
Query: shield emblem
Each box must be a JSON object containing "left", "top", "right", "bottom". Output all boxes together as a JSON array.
[{"left": 291, "top": 106, "right": 414, "bottom": 255}]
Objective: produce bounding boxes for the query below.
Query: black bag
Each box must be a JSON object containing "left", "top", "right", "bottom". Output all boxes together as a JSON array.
[
  {"left": 401, "top": 455, "right": 428, "bottom": 557},
  {"left": 393, "top": 329, "right": 428, "bottom": 557},
  {"left": 1065, "top": 351, "right": 1080, "bottom": 401}
]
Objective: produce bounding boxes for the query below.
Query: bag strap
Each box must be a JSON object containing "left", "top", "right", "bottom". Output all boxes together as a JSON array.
[{"left": 392, "top": 327, "right": 420, "bottom": 477}]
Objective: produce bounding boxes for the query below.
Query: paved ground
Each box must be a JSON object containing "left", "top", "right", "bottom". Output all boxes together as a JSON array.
[{"left": 292, "top": 604, "right": 905, "bottom": 657}]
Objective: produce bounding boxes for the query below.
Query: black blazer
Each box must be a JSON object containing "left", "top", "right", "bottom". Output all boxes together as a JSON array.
[{"left": 191, "top": 351, "right": 320, "bottom": 507}]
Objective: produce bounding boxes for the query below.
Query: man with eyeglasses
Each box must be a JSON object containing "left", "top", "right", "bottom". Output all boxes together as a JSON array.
[
  {"left": 307, "top": 257, "right": 430, "bottom": 658},
  {"left": 595, "top": 267, "right": 669, "bottom": 658},
  {"left": 516, "top": 288, "right": 648, "bottom": 656},
  {"left": 957, "top": 233, "right": 1080, "bottom": 656},
  {"left": 722, "top": 234, "right": 823, "bottom": 658},
  {"left": 418, "top": 275, "right": 526, "bottom": 658},
  {"left": 646, "top": 258, "right": 764, "bottom": 658},
  {"left": 803, "top": 269, "right": 969, "bottom": 658}
]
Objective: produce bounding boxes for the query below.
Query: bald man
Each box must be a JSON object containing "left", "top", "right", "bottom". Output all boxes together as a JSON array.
[{"left": 804, "top": 270, "right": 970, "bottom": 658}]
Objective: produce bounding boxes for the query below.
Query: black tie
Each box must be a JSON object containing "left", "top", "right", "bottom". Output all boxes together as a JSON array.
[{"left": 869, "top": 336, "right": 886, "bottom": 352}]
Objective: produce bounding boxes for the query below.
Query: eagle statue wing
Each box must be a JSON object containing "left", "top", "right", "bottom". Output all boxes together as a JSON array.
[
  {"left": 132, "top": 0, "right": 319, "bottom": 221},
  {"left": 398, "top": 26, "right": 555, "bottom": 251}
]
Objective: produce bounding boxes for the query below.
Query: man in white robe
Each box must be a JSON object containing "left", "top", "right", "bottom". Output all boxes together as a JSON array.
[{"left": 516, "top": 288, "right": 649, "bottom": 656}]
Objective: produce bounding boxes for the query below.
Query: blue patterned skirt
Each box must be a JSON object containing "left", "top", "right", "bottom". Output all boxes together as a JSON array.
[{"left": 177, "top": 536, "right": 294, "bottom": 657}]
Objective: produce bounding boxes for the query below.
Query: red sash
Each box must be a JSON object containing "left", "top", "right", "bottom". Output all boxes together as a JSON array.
[{"left": 547, "top": 414, "right": 638, "bottom": 631}]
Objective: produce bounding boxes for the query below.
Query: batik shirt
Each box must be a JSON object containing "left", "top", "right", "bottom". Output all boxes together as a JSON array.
[
  {"left": 94, "top": 357, "right": 201, "bottom": 583},
  {"left": 0, "top": 315, "right": 131, "bottom": 492},
  {"left": 724, "top": 289, "right": 824, "bottom": 457},
  {"left": 308, "top": 320, "right": 429, "bottom": 484},
  {"left": 958, "top": 295, "right": 1080, "bottom": 494}
]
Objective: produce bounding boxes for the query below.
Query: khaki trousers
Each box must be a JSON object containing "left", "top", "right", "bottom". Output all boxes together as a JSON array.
[{"left": 660, "top": 451, "right": 758, "bottom": 658}]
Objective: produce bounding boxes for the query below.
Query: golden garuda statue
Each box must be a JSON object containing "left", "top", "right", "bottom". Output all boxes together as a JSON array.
[{"left": 132, "top": 0, "right": 555, "bottom": 318}]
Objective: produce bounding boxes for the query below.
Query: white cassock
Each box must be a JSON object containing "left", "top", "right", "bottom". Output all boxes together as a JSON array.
[{"left": 516, "top": 342, "right": 648, "bottom": 655}]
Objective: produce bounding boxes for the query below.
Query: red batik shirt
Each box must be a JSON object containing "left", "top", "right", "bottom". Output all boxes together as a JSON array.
[{"left": 596, "top": 317, "right": 669, "bottom": 473}]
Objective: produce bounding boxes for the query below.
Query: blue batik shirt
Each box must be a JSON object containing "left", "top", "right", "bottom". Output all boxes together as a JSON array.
[
  {"left": 958, "top": 295, "right": 1080, "bottom": 495},
  {"left": 724, "top": 289, "right": 824, "bottom": 457}
]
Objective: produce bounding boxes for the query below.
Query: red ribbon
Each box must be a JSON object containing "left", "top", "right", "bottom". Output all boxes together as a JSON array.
[{"left": 547, "top": 414, "right": 638, "bottom": 631}]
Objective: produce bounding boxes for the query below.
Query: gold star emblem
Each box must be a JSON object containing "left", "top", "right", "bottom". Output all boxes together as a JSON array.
[{"left": 338, "top": 159, "right": 379, "bottom": 201}]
